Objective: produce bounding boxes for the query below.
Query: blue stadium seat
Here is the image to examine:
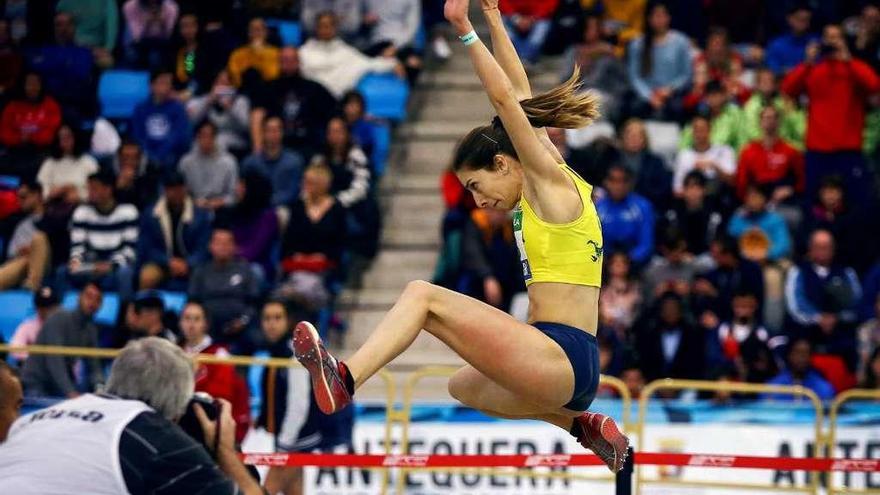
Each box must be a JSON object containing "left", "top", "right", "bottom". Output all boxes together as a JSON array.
[
  {"left": 356, "top": 73, "right": 410, "bottom": 122},
  {"left": 158, "top": 291, "right": 187, "bottom": 314},
  {"left": 0, "top": 290, "right": 36, "bottom": 342},
  {"left": 370, "top": 120, "right": 391, "bottom": 178},
  {"left": 98, "top": 70, "right": 150, "bottom": 120},
  {"left": 62, "top": 291, "right": 120, "bottom": 327},
  {"left": 266, "top": 19, "right": 302, "bottom": 47}
]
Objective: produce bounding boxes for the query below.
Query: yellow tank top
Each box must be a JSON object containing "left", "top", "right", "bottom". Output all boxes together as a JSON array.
[{"left": 512, "top": 164, "right": 603, "bottom": 287}]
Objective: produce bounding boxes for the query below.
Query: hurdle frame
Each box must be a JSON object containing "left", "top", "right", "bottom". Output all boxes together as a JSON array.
[
  {"left": 635, "top": 378, "right": 825, "bottom": 495},
  {"left": 827, "top": 388, "right": 880, "bottom": 495}
]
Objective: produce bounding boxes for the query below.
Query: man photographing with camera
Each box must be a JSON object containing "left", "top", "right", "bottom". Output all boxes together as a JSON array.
[{"left": 0, "top": 337, "right": 264, "bottom": 494}]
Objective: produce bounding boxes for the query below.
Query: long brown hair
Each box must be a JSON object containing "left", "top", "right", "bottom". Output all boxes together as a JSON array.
[{"left": 453, "top": 67, "right": 600, "bottom": 172}]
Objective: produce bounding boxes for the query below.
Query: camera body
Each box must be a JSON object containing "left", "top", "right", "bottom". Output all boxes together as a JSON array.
[{"left": 178, "top": 392, "right": 219, "bottom": 447}]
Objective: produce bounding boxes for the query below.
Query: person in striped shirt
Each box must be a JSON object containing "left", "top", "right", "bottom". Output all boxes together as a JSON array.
[{"left": 67, "top": 170, "right": 139, "bottom": 300}]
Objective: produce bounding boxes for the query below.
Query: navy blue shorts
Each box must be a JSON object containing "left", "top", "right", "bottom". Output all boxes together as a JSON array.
[{"left": 534, "top": 322, "right": 599, "bottom": 411}]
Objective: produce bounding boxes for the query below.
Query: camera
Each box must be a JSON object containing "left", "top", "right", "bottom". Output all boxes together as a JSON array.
[
  {"left": 819, "top": 42, "right": 837, "bottom": 56},
  {"left": 178, "top": 392, "right": 219, "bottom": 448}
]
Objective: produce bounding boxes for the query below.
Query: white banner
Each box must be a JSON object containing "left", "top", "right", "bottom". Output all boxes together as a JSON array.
[{"left": 243, "top": 421, "right": 880, "bottom": 494}]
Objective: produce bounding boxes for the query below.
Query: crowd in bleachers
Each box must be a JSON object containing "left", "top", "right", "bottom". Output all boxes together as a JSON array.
[
  {"left": 437, "top": 0, "right": 880, "bottom": 401},
  {"left": 0, "top": 0, "right": 452, "bottom": 434}
]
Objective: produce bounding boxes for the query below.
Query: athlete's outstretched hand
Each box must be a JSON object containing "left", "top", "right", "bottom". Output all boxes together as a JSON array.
[{"left": 444, "top": 0, "right": 471, "bottom": 31}]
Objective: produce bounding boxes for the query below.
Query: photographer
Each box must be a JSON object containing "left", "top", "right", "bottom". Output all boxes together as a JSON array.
[
  {"left": 781, "top": 23, "right": 880, "bottom": 207},
  {"left": 0, "top": 338, "right": 263, "bottom": 494}
]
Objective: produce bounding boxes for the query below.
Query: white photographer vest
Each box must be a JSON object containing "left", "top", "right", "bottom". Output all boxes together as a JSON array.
[{"left": 0, "top": 393, "right": 152, "bottom": 494}]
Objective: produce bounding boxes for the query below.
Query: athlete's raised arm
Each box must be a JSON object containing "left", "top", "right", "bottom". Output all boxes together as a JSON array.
[
  {"left": 444, "top": 0, "right": 562, "bottom": 186},
  {"left": 479, "top": 1, "right": 566, "bottom": 164}
]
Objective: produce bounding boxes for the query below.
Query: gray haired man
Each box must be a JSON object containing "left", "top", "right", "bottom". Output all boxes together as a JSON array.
[{"left": 0, "top": 338, "right": 264, "bottom": 494}]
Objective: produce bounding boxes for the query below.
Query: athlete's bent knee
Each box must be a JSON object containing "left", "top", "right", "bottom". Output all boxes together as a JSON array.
[
  {"left": 448, "top": 371, "right": 477, "bottom": 405},
  {"left": 404, "top": 279, "right": 436, "bottom": 301}
]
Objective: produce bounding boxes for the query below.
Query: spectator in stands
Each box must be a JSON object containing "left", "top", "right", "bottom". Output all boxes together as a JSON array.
[
  {"left": 741, "top": 67, "right": 805, "bottom": 147},
  {"left": 186, "top": 70, "right": 251, "bottom": 157},
  {"left": 67, "top": 171, "right": 139, "bottom": 300},
  {"left": 20, "top": 282, "right": 103, "bottom": 397},
  {"left": 0, "top": 182, "right": 49, "bottom": 291},
  {"left": 620, "top": 362, "right": 646, "bottom": 400},
  {"left": 37, "top": 124, "right": 99, "bottom": 205},
  {"left": 800, "top": 176, "right": 874, "bottom": 273},
  {"left": 122, "top": 0, "right": 179, "bottom": 70},
  {"left": 662, "top": 171, "right": 722, "bottom": 257},
  {"left": 301, "top": 0, "right": 365, "bottom": 42},
  {"left": 179, "top": 300, "right": 250, "bottom": 442},
  {"left": 497, "top": 0, "right": 558, "bottom": 66},
  {"left": 858, "top": 294, "right": 880, "bottom": 385},
  {"left": 613, "top": 118, "right": 673, "bottom": 211},
  {"left": 687, "top": 27, "right": 749, "bottom": 109},
  {"left": 460, "top": 207, "right": 525, "bottom": 310},
  {"left": 561, "top": 13, "right": 628, "bottom": 124},
  {"left": 173, "top": 13, "right": 203, "bottom": 98},
  {"left": 222, "top": 170, "right": 279, "bottom": 280},
  {"left": 680, "top": 81, "right": 746, "bottom": 153},
  {"left": 227, "top": 17, "right": 279, "bottom": 90},
  {"left": 595, "top": 164, "right": 655, "bottom": 268},
  {"left": 128, "top": 291, "right": 176, "bottom": 342},
  {"left": 132, "top": 70, "right": 191, "bottom": 173},
  {"left": 254, "top": 301, "right": 297, "bottom": 440},
  {"left": 782, "top": 23, "right": 880, "bottom": 207},
  {"left": 112, "top": 141, "right": 160, "bottom": 211},
  {"left": 188, "top": 228, "right": 260, "bottom": 350},
  {"left": 785, "top": 229, "right": 862, "bottom": 368},
  {"left": 24, "top": 12, "right": 95, "bottom": 122},
  {"left": 243, "top": 116, "right": 305, "bottom": 206},
  {"left": 642, "top": 228, "right": 697, "bottom": 307},
  {"left": 55, "top": 0, "right": 118, "bottom": 67},
  {"left": 364, "top": 0, "right": 423, "bottom": 82},
  {"left": 251, "top": 47, "right": 337, "bottom": 154},
  {"left": 599, "top": 252, "right": 642, "bottom": 339},
  {"left": 847, "top": 3, "right": 880, "bottom": 74},
  {"left": 583, "top": 0, "right": 645, "bottom": 50},
  {"left": 0, "top": 361, "right": 22, "bottom": 443},
  {"left": 763, "top": 338, "right": 835, "bottom": 401},
  {"left": 626, "top": 2, "right": 692, "bottom": 121},
  {"left": 710, "top": 290, "right": 779, "bottom": 384},
  {"left": 633, "top": 291, "right": 706, "bottom": 382},
  {"left": 861, "top": 347, "right": 880, "bottom": 389},
  {"left": 737, "top": 106, "right": 805, "bottom": 210},
  {"left": 693, "top": 235, "right": 765, "bottom": 324},
  {"left": 0, "top": 19, "right": 22, "bottom": 96},
  {"left": 179, "top": 121, "right": 238, "bottom": 211},
  {"left": 2, "top": 337, "right": 264, "bottom": 493},
  {"left": 0, "top": 72, "right": 62, "bottom": 155},
  {"left": 765, "top": 6, "right": 819, "bottom": 76},
  {"left": 9, "top": 287, "right": 60, "bottom": 362},
  {"left": 673, "top": 116, "right": 736, "bottom": 196},
  {"left": 300, "top": 11, "right": 404, "bottom": 98},
  {"left": 277, "top": 160, "right": 346, "bottom": 321},
  {"left": 138, "top": 172, "right": 212, "bottom": 290},
  {"left": 340, "top": 91, "right": 378, "bottom": 163},
  {"left": 728, "top": 184, "right": 792, "bottom": 263}
]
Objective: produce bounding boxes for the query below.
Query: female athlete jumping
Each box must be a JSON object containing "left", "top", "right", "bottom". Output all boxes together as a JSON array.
[{"left": 294, "top": 0, "right": 629, "bottom": 471}]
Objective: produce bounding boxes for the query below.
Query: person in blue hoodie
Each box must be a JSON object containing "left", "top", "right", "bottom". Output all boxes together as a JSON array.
[
  {"left": 595, "top": 163, "right": 655, "bottom": 268},
  {"left": 728, "top": 184, "right": 792, "bottom": 263},
  {"left": 764, "top": 6, "right": 819, "bottom": 76},
  {"left": 131, "top": 70, "right": 191, "bottom": 174},
  {"left": 762, "top": 337, "right": 835, "bottom": 401}
]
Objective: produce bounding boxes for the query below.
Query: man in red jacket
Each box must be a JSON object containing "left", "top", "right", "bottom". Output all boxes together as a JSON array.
[
  {"left": 781, "top": 23, "right": 880, "bottom": 206},
  {"left": 736, "top": 106, "right": 805, "bottom": 205},
  {"left": 499, "top": 0, "right": 559, "bottom": 65}
]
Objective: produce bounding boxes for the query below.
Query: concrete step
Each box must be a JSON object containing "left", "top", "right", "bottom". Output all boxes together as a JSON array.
[
  {"left": 380, "top": 226, "right": 441, "bottom": 249},
  {"left": 359, "top": 249, "right": 437, "bottom": 290},
  {"left": 420, "top": 69, "right": 561, "bottom": 92},
  {"left": 383, "top": 173, "right": 440, "bottom": 194},
  {"left": 395, "top": 140, "right": 459, "bottom": 173},
  {"left": 399, "top": 120, "right": 486, "bottom": 141},
  {"left": 420, "top": 89, "right": 495, "bottom": 122}
]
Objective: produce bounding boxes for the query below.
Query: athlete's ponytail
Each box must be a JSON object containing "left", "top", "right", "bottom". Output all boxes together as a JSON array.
[
  {"left": 520, "top": 67, "right": 600, "bottom": 129},
  {"left": 453, "top": 67, "right": 600, "bottom": 172}
]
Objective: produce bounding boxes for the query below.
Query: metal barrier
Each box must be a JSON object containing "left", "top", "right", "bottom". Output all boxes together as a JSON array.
[
  {"left": 635, "top": 379, "right": 825, "bottom": 495},
  {"left": 394, "top": 365, "right": 633, "bottom": 495},
  {"left": 0, "top": 344, "right": 399, "bottom": 495},
  {"left": 827, "top": 388, "right": 880, "bottom": 495}
]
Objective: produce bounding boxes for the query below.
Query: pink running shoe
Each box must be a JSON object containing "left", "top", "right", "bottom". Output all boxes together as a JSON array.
[
  {"left": 292, "top": 321, "right": 352, "bottom": 414},
  {"left": 574, "top": 412, "right": 630, "bottom": 472}
]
